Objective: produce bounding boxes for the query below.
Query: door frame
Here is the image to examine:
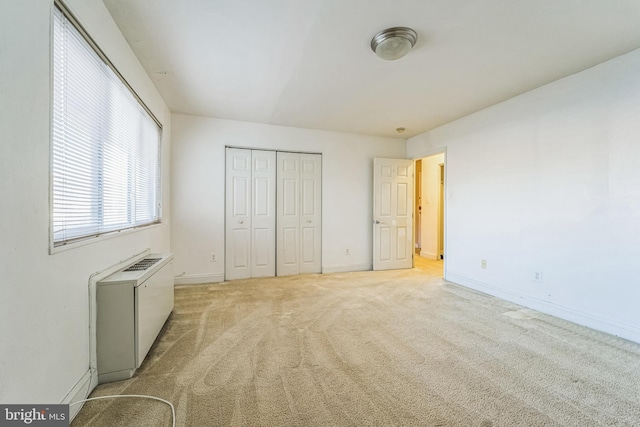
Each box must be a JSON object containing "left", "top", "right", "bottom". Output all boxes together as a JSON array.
[
  {"left": 414, "top": 159, "right": 422, "bottom": 256},
  {"left": 437, "top": 162, "right": 445, "bottom": 260},
  {"left": 412, "top": 149, "right": 447, "bottom": 277}
]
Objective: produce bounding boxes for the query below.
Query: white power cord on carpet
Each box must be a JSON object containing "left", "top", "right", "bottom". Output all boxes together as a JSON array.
[{"left": 70, "top": 394, "right": 175, "bottom": 427}]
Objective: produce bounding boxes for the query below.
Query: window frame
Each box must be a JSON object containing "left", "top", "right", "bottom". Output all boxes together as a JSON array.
[{"left": 50, "top": 1, "right": 163, "bottom": 253}]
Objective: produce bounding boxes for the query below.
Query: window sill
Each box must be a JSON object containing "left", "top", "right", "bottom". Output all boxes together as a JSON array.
[{"left": 49, "top": 222, "right": 164, "bottom": 255}]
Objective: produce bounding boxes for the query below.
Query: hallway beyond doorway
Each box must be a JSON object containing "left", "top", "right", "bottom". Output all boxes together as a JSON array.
[{"left": 414, "top": 253, "right": 443, "bottom": 276}]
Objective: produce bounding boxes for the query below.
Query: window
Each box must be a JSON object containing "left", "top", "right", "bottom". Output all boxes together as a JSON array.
[{"left": 52, "top": 4, "right": 162, "bottom": 248}]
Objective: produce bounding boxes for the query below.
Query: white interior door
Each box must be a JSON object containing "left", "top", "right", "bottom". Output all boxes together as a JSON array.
[
  {"left": 251, "top": 150, "right": 276, "bottom": 277},
  {"left": 226, "top": 148, "right": 276, "bottom": 279},
  {"left": 373, "top": 158, "right": 414, "bottom": 270},
  {"left": 225, "top": 148, "right": 251, "bottom": 280},
  {"left": 277, "top": 152, "right": 322, "bottom": 276},
  {"left": 300, "top": 153, "right": 321, "bottom": 274},
  {"left": 277, "top": 152, "right": 300, "bottom": 276}
]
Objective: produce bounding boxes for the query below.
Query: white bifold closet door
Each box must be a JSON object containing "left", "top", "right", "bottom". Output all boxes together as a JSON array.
[
  {"left": 225, "top": 148, "right": 276, "bottom": 280},
  {"left": 277, "top": 152, "right": 322, "bottom": 276}
]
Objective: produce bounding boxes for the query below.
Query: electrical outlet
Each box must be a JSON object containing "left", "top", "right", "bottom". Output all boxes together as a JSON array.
[
  {"left": 533, "top": 271, "right": 542, "bottom": 282},
  {"left": 481, "top": 259, "right": 487, "bottom": 269},
  {"left": 210, "top": 253, "right": 216, "bottom": 262}
]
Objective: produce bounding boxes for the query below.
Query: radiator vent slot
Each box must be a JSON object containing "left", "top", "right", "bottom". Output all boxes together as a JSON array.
[{"left": 124, "top": 258, "right": 162, "bottom": 272}]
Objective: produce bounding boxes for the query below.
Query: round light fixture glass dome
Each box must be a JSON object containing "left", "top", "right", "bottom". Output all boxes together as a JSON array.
[{"left": 371, "top": 27, "right": 418, "bottom": 61}]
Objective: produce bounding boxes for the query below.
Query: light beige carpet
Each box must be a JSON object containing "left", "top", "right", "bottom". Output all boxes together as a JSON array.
[{"left": 72, "top": 262, "right": 640, "bottom": 426}]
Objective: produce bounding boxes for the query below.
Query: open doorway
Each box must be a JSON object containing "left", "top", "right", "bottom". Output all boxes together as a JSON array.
[
  {"left": 414, "top": 153, "right": 445, "bottom": 275},
  {"left": 414, "top": 159, "right": 422, "bottom": 255},
  {"left": 438, "top": 163, "right": 445, "bottom": 260}
]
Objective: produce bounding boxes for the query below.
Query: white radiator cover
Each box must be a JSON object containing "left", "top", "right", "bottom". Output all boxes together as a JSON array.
[{"left": 96, "top": 253, "right": 174, "bottom": 384}]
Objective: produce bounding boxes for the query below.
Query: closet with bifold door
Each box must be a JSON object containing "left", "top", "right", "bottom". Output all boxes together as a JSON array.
[
  {"left": 225, "top": 148, "right": 276, "bottom": 280},
  {"left": 277, "top": 151, "right": 322, "bottom": 276},
  {"left": 225, "top": 148, "right": 321, "bottom": 280}
]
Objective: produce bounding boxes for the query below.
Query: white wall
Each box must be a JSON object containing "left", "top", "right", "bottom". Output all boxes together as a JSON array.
[
  {"left": 171, "top": 114, "right": 405, "bottom": 282},
  {"left": 0, "top": 0, "right": 171, "bottom": 404},
  {"left": 419, "top": 153, "right": 445, "bottom": 259},
  {"left": 407, "top": 49, "right": 640, "bottom": 344}
]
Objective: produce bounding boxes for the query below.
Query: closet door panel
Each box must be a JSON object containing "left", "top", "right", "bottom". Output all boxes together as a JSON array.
[
  {"left": 251, "top": 150, "right": 276, "bottom": 277},
  {"left": 225, "top": 148, "right": 252, "bottom": 280},
  {"left": 301, "top": 227, "right": 316, "bottom": 264},
  {"left": 300, "top": 153, "right": 322, "bottom": 274},
  {"left": 231, "top": 229, "right": 249, "bottom": 267},
  {"left": 277, "top": 152, "right": 300, "bottom": 276},
  {"left": 282, "top": 227, "right": 299, "bottom": 265}
]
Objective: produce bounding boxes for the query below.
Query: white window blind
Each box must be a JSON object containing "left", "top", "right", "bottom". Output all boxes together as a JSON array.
[{"left": 52, "top": 5, "right": 161, "bottom": 247}]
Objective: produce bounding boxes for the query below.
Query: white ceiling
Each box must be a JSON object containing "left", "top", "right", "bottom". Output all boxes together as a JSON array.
[{"left": 102, "top": 0, "right": 640, "bottom": 138}]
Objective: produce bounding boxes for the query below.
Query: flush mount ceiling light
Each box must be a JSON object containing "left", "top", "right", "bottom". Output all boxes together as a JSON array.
[{"left": 371, "top": 27, "right": 418, "bottom": 60}]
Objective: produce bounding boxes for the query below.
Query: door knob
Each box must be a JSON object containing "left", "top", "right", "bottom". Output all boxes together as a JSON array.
[
  {"left": 238, "top": 220, "right": 244, "bottom": 224},
  {"left": 306, "top": 219, "right": 311, "bottom": 223},
  {"left": 375, "top": 220, "right": 382, "bottom": 224}
]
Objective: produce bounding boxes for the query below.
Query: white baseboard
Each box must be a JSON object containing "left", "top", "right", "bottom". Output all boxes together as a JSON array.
[
  {"left": 419, "top": 250, "right": 438, "bottom": 259},
  {"left": 177, "top": 266, "right": 379, "bottom": 282},
  {"left": 322, "top": 263, "right": 372, "bottom": 274},
  {"left": 61, "top": 369, "right": 93, "bottom": 421},
  {"left": 175, "top": 273, "right": 225, "bottom": 285},
  {"left": 446, "top": 273, "right": 640, "bottom": 345}
]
